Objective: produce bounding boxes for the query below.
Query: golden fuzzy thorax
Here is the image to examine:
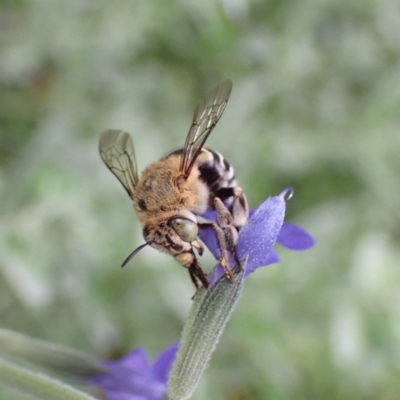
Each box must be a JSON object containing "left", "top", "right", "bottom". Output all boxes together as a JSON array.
[{"left": 132, "top": 153, "right": 209, "bottom": 230}]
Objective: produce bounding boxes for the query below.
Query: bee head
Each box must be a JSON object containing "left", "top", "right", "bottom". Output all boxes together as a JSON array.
[
  {"left": 145, "top": 217, "right": 198, "bottom": 251},
  {"left": 121, "top": 214, "right": 199, "bottom": 268}
]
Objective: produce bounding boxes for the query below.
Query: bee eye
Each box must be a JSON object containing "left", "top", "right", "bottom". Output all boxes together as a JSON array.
[{"left": 169, "top": 218, "right": 198, "bottom": 243}]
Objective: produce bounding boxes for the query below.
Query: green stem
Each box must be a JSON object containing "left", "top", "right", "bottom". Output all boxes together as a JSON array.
[
  {"left": 0, "top": 357, "right": 98, "bottom": 400},
  {"left": 167, "top": 258, "right": 247, "bottom": 400},
  {"left": 0, "top": 328, "right": 105, "bottom": 377}
]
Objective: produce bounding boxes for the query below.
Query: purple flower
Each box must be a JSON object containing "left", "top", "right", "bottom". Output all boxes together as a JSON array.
[
  {"left": 86, "top": 343, "right": 178, "bottom": 400},
  {"left": 87, "top": 190, "right": 314, "bottom": 400},
  {"left": 198, "top": 189, "right": 315, "bottom": 283}
]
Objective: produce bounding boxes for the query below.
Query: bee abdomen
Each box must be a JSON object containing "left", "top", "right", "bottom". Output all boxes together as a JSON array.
[{"left": 198, "top": 148, "right": 236, "bottom": 193}]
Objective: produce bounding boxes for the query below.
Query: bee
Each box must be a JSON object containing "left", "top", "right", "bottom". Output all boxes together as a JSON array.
[{"left": 99, "top": 80, "right": 248, "bottom": 289}]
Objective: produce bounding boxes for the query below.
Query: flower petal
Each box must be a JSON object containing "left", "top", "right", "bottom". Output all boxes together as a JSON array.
[
  {"left": 209, "top": 194, "right": 286, "bottom": 283},
  {"left": 114, "top": 349, "right": 150, "bottom": 374},
  {"left": 277, "top": 223, "right": 315, "bottom": 250},
  {"left": 238, "top": 193, "right": 286, "bottom": 275},
  {"left": 88, "top": 360, "right": 165, "bottom": 399},
  {"left": 151, "top": 343, "right": 179, "bottom": 383},
  {"left": 104, "top": 392, "right": 148, "bottom": 400},
  {"left": 197, "top": 227, "right": 219, "bottom": 260},
  {"left": 244, "top": 250, "right": 280, "bottom": 277},
  {"left": 208, "top": 261, "right": 225, "bottom": 284},
  {"left": 88, "top": 368, "right": 164, "bottom": 396},
  {"left": 200, "top": 210, "right": 216, "bottom": 221},
  {"left": 199, "top": 205, "right": 314, "bottom": 261}
]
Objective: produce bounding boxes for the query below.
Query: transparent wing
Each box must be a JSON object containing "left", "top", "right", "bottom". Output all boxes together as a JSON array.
[
  {"left": 99, "top": 129, "right": 138, "bottom": 198},
  {"left": 180, "top": 79, "right": 232, "bottom": 176}
]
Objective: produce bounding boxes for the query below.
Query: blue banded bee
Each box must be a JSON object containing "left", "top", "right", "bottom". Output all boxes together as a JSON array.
[{"left": 99, "top": 80, "right": 248, "bottom": 289}]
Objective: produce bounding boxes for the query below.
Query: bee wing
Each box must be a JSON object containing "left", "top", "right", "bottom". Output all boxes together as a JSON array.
[
  {"left": 180, "top": 79, "right": 232, "bottom": 176},
  {"left": 99, "top": 129, "right": 139, "bottom": 198}
]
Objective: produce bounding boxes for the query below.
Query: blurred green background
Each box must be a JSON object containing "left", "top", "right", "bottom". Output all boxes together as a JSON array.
[{"left": 1, "top": 0, "right": 400, "bottom": 399}]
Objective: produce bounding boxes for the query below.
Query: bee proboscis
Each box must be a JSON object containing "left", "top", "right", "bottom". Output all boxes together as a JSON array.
[{"left": 99, "top": 80, "right": 248, "bottom": 289}]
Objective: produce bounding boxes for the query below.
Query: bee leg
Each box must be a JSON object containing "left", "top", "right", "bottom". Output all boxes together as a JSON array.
[
  {"left": 189, "top": 255, "right": 209, "bottom": 289},
  {"left": 199, "top": 195, "right": 241, "bottom": 280},
  {"left": 197, "top": 219, "right": 234, "bottom": 281},
  {"left": 176, "top": 250, "right": 209, "bottom": 290},
  {"left": 188, "top": 267, "right": 200, "bottom": 290},
  {"left": 192, "top": 239, "right": 204, "bottom": 256},
  {"left": 215, "top": 186, "right": 249, "bottom": 229},
  {"left": 231, "top": 187, "right": 249, "bottom": 229},
  {"left": 214, "top": 197, "right": 241, "bottom": 271}
]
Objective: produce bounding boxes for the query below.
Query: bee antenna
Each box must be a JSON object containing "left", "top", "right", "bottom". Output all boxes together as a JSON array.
[{"left": 121, "top": 242, "right": 152, "bottom": 268}]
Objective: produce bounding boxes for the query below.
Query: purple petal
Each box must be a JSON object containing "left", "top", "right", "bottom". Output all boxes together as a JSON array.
[
  {"left": 277, "top": 223, "right": 315, "bottom": 250},
  {"left": 87, "top": 343, "right": 179, "bottom": 400},
  {"left": 209, "top": 194, "right": 286, "bottom": 284},
  {"left": 88, "top": 353, "right": 165, "bottom": 399},
  {"left": 88, "top": 368, "right": 164, "bottom": 398},
  {"left": 265, "top": 249, "right": 280, "bottom": 264},
  {"left": 114, "top": 349, "right": 150, "bottom": 374},
  {"left": 210, "top": 248, "right": 281, "bottom": 282},
  {"left": 244, "top": 250, "right": 280, "bottom": 278},
  {"left": 200, "top": 206, "right": 314, "bottom": 260},
  {"left": 237, "top": 194, "right": 286, "bottom": 275},
  {"left": 197, "top": 227, "right": 219, "bottom": 260},
  {"left": 105, "top": 393, "right": 148, "bottom": 400},
  {"left": 151, "top": 342, "right": 179, "bottom": 383},
  {"left": 208, "top": 261, "right": 226, "bottom": 284},
  {"left": 201, "top": 210, "right": 216, "bottom": 221}
]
